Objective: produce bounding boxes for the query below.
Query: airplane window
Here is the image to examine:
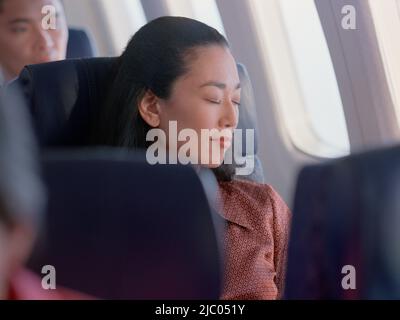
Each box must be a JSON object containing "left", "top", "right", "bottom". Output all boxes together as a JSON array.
[
  {"left": 100, "top": 0, "right": 147, "bottom": 54},
  {"left": 369, "top": 0, "right": 400, "bottom": 126},
  {"left": 248, "top": 0, "right": 350, "bottom": 158},
  {"left": 164, "top": 0, "right": 226, "bottom": 36},
  {"left": 64, "top": 0, "right": 147, "bottom": 55}
]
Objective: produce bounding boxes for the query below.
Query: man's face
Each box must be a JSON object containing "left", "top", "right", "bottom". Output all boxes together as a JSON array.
[{"left": 0, "top": 0, "right": 68, "bottom": 81}]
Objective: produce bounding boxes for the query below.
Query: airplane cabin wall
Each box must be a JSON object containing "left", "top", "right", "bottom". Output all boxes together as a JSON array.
[{"left": 62, "top": 0, "right": 400, "bottom": 206}]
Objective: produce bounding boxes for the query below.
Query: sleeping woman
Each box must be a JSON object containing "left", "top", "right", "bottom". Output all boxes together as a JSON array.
[{"left": 90, "top": 16, "right": 291, "bottom": 300}]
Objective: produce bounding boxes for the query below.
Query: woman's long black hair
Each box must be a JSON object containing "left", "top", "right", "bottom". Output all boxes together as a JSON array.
[{"left": 91, "top": 16, "right": 236, "bottom": 181}]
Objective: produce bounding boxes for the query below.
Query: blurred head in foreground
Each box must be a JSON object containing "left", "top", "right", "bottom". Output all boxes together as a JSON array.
[{"left": 0, "top": 85, "right": 45, "bottom": 299}]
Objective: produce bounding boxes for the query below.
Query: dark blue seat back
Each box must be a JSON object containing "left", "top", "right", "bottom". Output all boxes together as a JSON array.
[
  {"left": 18, "top": 58, "right": 116, "bottom": 146},
  {"left": 285, "top": 145, "right": 400, "bottom": 299},
  {"left": 67, "top": 28, "right": 97, "bottom": 59},
  {"left": 28, "top": 150, "right": 222, "bottom": 299}
]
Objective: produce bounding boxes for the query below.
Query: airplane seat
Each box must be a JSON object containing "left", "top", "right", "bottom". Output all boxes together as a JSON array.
[
  {"left": 28, "top": 150, "right": 222, "bottom": 299},
  {"left": 66, "top": 28, "right": 97, "bottom": 59},
  {"left": 285, "top": 145, "right": 400, "bottom": 299},
  {"left": 16, "top": 57, "right": 116, "bottom": 146},
  {"left": 236, "top": 63, "right": 264, "bottom": 183},
  {"left": 14, "top": 58, "right": 264, "bottom": 182}
]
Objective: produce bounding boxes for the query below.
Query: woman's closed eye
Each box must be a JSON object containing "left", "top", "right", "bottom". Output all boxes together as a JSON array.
[
  {"left": 205, "top": 98, "right": 241, "bottom": 106},
  {"left": 232, "top": 100, "right": 241, "bottom": 107},
  {"left": 206, "top": 98, "right": 222, "bottom": 105}
]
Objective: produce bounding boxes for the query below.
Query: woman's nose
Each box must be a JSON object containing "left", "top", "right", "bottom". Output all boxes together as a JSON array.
[{"left": 219, "top": 100, "right": 239, "bottom": 129}]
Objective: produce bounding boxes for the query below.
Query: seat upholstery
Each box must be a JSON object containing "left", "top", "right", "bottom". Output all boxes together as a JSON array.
[
  {"left": 67, "top": 28, "right": 97, "bottom": 59},
  {"left": 17, "top": 58, "right": 116, "bottom": 146},
  {"left": 285, "top": 145, "right": 400, "bottom": 299},
  {"left": 28, "top": 150, "right": 222, "bottom": 299}
]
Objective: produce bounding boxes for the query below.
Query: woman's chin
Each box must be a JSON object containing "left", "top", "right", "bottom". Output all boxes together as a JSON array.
[{"left": 201, "top": 160, "right": 224, "bottom": 169}]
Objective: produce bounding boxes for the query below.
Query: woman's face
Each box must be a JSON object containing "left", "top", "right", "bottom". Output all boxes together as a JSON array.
[{"left": 156, "top": 45, "right": 241, "bottom": 168}]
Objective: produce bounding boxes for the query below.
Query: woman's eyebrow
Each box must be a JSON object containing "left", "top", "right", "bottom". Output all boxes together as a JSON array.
[{"left": 200, "top": 82, "right": 241, "bottom": 90}]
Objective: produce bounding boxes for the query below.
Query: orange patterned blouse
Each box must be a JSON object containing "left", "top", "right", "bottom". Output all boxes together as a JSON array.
[{"left": 217, "top": 179, "right": 291, "bottom": 300}]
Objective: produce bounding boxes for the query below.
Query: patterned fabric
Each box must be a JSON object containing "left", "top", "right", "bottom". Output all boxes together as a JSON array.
[{"left": 217, "top": 179, "right": 291, "bottom": 300}]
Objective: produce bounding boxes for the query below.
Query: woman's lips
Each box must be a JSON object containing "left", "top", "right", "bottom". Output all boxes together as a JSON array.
[
  {"left": 210, "top": 137, "right": 232, "bottom": 149},
  {"left": 220, "top": 137, "right": 232, "bottom": 149}
]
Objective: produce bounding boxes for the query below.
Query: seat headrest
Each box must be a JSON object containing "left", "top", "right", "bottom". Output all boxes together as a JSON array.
[
  {"left": 28, "top": 150, "right": 222, "bottom": 299},
  {"left": 18, "top": 57, "right": 118, "bottom": 146},
  {"left": 67, "top": 28, "right": 97, "bottom": 59},
  {"left": 237, "top": 63, "right": 259, "bottom": 155}
]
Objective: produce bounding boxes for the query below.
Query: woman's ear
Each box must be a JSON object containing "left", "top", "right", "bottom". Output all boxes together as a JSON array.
[{"left": 138, "top": 90, "right": 161, "bottom": 127}]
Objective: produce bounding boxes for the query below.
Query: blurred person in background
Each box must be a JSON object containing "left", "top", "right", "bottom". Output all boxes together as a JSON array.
[{"left": 0, "top": 0, "right": 68, "bottom": 84}]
